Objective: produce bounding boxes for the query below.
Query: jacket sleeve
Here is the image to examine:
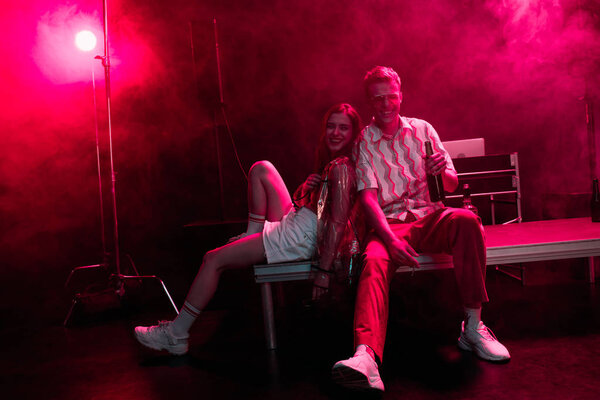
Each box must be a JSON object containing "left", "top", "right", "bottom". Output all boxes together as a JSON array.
[{"left": 317, "top": 158, "right": 356, "bottom": 272}]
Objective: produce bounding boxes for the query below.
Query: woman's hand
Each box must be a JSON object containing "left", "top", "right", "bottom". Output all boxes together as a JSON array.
[
  {"left": 312, "top": 272, "right": 330, "bottom": 300},
  {"left": 304, "top": 173, "right": 322, "bottom": 190}
]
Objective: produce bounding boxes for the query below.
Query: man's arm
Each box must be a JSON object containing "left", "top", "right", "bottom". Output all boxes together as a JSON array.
[
  {"left": 359, "top": 189, "right": 419, "bottom": 267},
  {"left": 442, "top": 166, "right": 459, "bottom": 193}
]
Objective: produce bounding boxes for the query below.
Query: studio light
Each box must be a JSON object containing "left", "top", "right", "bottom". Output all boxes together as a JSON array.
[
  {"left": 75, "top": 30, "right": 97, "bottom": 52},
  {"left": 64, "top": 1, "right": 177, "bottom": 326}
]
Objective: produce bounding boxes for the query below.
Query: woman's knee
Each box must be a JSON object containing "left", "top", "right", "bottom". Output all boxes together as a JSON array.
[
  {"left": 202, "top": 248, "right": 226, "bottom": 274},
  {"left": 249, "top": 160, "right": 276, "bottom": 179}
]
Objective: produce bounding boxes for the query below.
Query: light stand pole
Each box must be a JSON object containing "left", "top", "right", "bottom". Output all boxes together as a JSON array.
[
  {"left": 584, "top": 84, "right": 597, "bottom": 181},
  {"left": 188, "top": 18, "right": 247, "bottom": 223},
  {"left": 64, "top": 0, "right": 178, "bottom": 325}
]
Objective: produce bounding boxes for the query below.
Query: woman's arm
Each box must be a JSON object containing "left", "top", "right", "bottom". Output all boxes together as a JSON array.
[
  {"left": 312, "top": 160, "right": 356, "bottom": 297},
  {"left": 292, "top": 173, "right": 322, "bottom": 208}
]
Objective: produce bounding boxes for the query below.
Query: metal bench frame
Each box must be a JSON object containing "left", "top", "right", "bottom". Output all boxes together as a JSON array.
[{"left": 254, "top": 254, "right": 453, "bottom": 350}]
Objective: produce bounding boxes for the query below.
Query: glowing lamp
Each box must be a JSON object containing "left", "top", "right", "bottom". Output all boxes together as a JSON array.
[{"left": 75, "top": 30, "right": 97, "bottom": 52}]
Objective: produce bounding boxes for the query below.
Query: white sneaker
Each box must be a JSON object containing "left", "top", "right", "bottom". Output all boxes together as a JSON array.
[
  {"left": 134, "top": 321, "right": 189, "bottom": 355},
  {"left": 331, "top": 347, "right": 385, "bottom": 392},
  {"left": 458, "top": 321, "right": 510, "bottom": 362}
]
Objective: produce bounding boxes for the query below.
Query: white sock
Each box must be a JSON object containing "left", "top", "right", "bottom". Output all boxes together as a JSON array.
[
  {"left": 355, "top": 344, "right": 377, "bottom": 363},
  {"left": 246, "top": 213, "right": 265, "bottom": 235},
  {"left": 355, "top": 344, "right": 368, "bottom": 354},
  {"left": 464, "top": 307, "right": 482, "bottom": 330},
  {"left": 170, "top": 301, "right": 201, "bottom": 337}
]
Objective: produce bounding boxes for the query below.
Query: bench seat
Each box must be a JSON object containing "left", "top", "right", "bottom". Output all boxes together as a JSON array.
[{"left": 254, "top": 218, "right": 600, "bottom": 350}]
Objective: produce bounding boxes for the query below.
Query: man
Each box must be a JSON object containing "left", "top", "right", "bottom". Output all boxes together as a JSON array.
[{"left": 331, "top": 66, "right": 510, "bottom": 392}]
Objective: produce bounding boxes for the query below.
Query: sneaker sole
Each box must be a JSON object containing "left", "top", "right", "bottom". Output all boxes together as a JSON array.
[
  {"left": 134, "top": 331, "right": 188, "bottom": 356},
  {"left": 457, "top": 336, "right": 510, "bottom": 362},
  {"left": 331, "top": 365, "right": 384, "bottom": 392}
]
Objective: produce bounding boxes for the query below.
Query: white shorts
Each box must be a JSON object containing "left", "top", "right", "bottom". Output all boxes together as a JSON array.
[{"left": 262, "top": 207, "right": 317, "bottom": 264}]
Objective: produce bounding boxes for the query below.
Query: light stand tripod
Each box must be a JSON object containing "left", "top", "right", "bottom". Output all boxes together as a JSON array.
[{"left": 64, "top": 0, "right": 178, "bottom": 325}]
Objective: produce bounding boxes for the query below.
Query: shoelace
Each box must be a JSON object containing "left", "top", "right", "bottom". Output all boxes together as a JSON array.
[
  {"left": 157, "top": 320, "right": 170, "bottom": 328},
  {"left": 155, "top": 321, "right": 178, "bottom": 344},
  {"left": 477, "top": 325, "right": 498, "bottom": 342}
]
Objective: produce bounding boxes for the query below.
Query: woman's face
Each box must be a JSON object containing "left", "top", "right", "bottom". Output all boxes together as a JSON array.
[{"left": 325, "top": 112, "right": 353, "bottom": 155}]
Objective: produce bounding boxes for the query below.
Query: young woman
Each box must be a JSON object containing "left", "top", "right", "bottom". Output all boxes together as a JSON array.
[{"left": 134, "top": 103, "right": 361, "bottom": 355}]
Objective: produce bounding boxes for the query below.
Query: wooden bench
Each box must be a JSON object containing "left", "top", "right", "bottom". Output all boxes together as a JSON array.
[{"left": 254, "top": 217, "right": 600, "bottom": 350}]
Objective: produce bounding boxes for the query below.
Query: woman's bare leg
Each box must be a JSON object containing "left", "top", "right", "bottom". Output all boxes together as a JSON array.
[
  {"left": 185, "top": 232, "right": 266, "bottom": 309},
  {"left": 173, "top": 163, "right": 291, "bottom": 329},
  {"left": 247, "top": 160, "right": 293, "bottom": 222},
  {"left": 134, "top": 234, "right": 267, "bottom": 350},
  {"left": 229, "top": 161, "right": 293, "bottom": 242}
]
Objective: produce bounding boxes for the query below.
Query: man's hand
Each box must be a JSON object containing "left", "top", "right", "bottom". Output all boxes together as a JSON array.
[
  {"left": 304, "top": 173, "right": 322, "bottom": 190},
  {"left": 360, "top": 188, "right": 419, "bottom": 268},
  {"left": 387, "top": 237, "right": 419, "bottom": 267},
  {"left": 424, "top": 153, "right": 447, "bottom": 176}
]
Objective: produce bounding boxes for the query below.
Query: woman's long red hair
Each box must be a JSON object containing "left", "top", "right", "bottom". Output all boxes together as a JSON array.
[{"left": 313, "top": 103, "right": 362, "bottom": 174}]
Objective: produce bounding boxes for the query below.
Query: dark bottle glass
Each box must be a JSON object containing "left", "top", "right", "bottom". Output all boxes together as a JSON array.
[
  {"left": 592, "top": 178, "right": 600, "bottom": 222},
  {"left": 462, "top": 184, "right": 478, "bottom": 215},
  {"left": 425, "top": 141, "right": 445, "bottom": 202}
]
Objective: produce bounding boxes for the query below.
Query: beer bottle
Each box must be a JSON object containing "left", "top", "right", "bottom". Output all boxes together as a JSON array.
[
  {"left": 425, "top": 141, "right": 445, "bottom": 202},
  {"left": 462, "top": 184, "right": 478, "bottom": 215}
]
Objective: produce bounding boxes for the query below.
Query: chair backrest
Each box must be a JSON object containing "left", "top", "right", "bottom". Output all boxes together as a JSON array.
[{"left": 442, "top": 138, "right": 485, "bottom": 158}]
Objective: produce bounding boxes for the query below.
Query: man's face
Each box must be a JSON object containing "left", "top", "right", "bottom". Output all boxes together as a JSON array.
[{"left": 368, "top": 80, "right": 402, "bottom": 129}]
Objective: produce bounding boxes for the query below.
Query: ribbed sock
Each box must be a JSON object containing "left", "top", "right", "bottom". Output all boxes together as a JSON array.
[
  {"left": 170, "top": 301, "right": 201, "bottom": 337},
  {"left": 246, "top": 212, "right": 265, "bottom": 234},
  {"left": 464, "top": 307, "right": 482, "bottom": 330}
]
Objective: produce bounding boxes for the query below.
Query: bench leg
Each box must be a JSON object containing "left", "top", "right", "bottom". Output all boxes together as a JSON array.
[
  {"left": 589, "top": 256, "right": 596, "bottom": 284},
  {"left": 260, "top": 282, "right": 277, "bottom": 350}
]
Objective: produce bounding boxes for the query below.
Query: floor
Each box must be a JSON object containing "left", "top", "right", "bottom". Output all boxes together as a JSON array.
[{"left": 3, "top": 268, "right": 600, "bottom": 400}]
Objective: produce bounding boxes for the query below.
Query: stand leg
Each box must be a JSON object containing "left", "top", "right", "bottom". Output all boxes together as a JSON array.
[
  {"left": 63, "top": 295, "right": 80, "bottom": 326},
  {"left": 589, "top": 256, "right": 596, "bottom": 284},
  {"left": 119, "top": 275, "right": 179, "bottom": 315},
  {"left": 63, "top": 263, "right": 107, "bottom": 326},
  {"left": 64, "top": 263, "right": 106, "bottom": 288}
]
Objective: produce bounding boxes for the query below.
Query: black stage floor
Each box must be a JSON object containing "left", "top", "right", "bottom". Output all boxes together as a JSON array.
[{"left": 3, "top": 268, "right": 600, "bottom": 400}]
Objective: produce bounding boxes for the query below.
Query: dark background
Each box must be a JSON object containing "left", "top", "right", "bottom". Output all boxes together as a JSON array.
[{"left": 1, "top": 0, "right": 599, "bottom": 322}]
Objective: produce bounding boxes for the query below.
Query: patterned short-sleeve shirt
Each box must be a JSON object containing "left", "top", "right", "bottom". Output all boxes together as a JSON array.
[{"left": 354, "top": 115, "right": 455, "bottom": 221}]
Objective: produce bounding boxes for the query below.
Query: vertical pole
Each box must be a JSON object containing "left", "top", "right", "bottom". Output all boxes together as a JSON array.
[
  {"left": 101, "top": 0, "right": 120, "bottom": 275},
  {"left": 213, "top": 18, "right": 226, "bottom": 220},
  {"left": 91, "top": 68, "right": 108, "bottom": 260},
  {"left": 585, "top": 87, "right": 597, "bottom": 181},
  {"left": 214, "top": 109, "right": 226, "bottom": 220},
  {"left": 213, "top": 18, "right": 225, "bottom": 106}
]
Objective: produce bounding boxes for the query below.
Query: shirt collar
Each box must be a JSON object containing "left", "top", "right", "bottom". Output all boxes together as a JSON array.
[{"left": 368, "top": 115, "right": 414, "bottom": 142}]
